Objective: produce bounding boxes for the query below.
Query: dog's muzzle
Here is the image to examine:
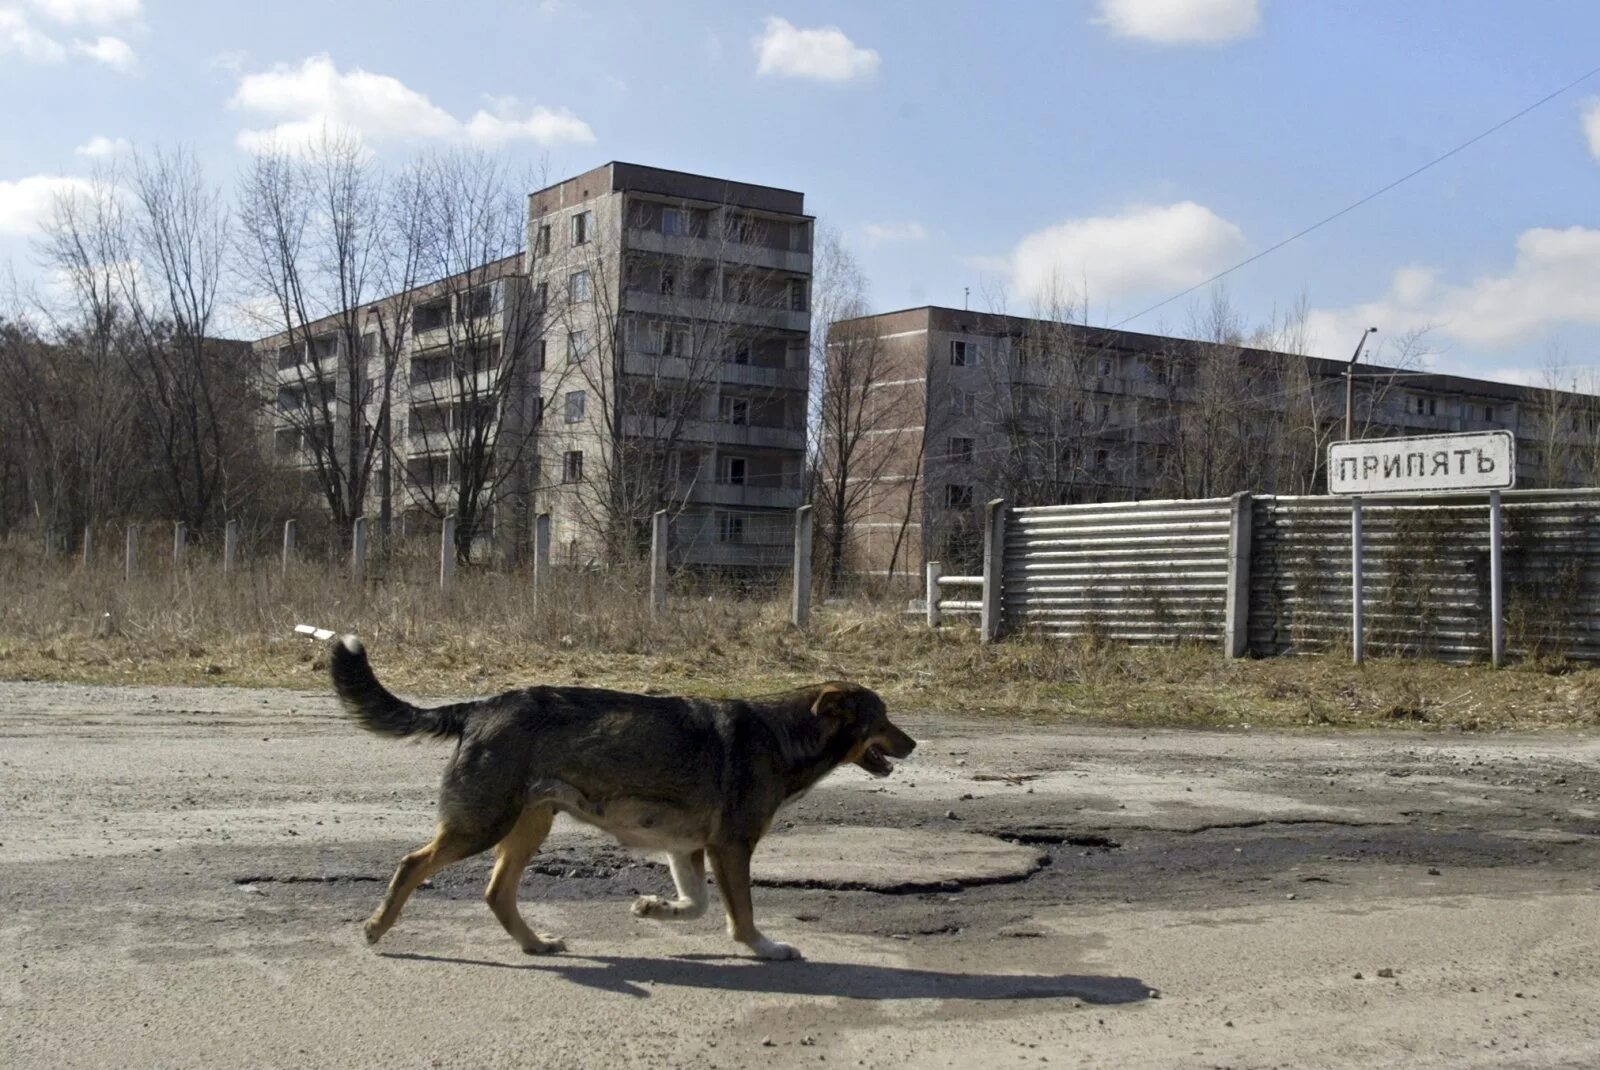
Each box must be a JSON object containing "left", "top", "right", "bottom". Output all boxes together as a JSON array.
[{"left": 859, "top": 727, "right": 917, "bottom": 777}]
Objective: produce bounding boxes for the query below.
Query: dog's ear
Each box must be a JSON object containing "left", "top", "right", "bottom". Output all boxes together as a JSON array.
[{"left": 810, "top": 684, "right": 854, "bottom": 725}]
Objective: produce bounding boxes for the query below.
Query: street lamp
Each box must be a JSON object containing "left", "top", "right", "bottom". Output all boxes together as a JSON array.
[{"left": 1343, "top": 327, "right": 1378, "bottom": 441}]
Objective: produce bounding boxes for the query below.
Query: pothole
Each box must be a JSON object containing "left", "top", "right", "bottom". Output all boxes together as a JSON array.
[
  {"left": 753, "top": 827, "right": 1047, "bottom": 893},
  {"left": 993, "top": 829, "right": 1121, "bottom": 849}
]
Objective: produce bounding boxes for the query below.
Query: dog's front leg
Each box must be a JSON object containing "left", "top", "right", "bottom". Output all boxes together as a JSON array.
[
  {"left": 708, "top": 843, "right": 800, "bottom": 961},
  {"left": 633, "top": 850, "right": 708, "bottom": 920}
]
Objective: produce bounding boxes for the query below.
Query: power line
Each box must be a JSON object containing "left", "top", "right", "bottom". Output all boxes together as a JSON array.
[{"left": 1110, "top": 61, "right": 1600, "bottom": 331}]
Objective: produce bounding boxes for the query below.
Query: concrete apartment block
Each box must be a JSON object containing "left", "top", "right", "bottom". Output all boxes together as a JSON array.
[{"left": 829, "top": 305, "right": 1600, "bottom": 579}]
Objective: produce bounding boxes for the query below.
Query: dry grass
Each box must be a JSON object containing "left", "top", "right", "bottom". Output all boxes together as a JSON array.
[{"left": 2, "top": 543, "right": 1598, "bottom": 732}]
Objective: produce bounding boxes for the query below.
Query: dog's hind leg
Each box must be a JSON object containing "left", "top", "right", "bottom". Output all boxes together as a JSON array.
[
  {"left": 364, "top": 823, "right": 491, "bottom": 945},
  {"left": 485, "top": 804, "right": 565, "bottom": 955},
  {"left": 632, "top": 849, "right": 708, "bottom": 920},
  {"left": 708, "top": 843, "right": 800, "bottom": 961}
]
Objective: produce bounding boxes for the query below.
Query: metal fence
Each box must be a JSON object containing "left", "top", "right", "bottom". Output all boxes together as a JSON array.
[
  {"left": 926, "top": 488, "right": 1600, "bottom": 664},
  {"left": 1250, "top": 489, "right": 1600, "bottom": 662},
  {"left": 1003, "top": 497, "right": 1236, "bottom": 643}
]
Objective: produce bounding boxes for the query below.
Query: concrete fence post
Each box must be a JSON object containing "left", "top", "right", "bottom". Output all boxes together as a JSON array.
[
  {"left": 791, "top": 505, "right": 813, "bottom": 628},
  {"left": 531, "top": 513, "right": 551, "bottom": 612},
  {"left": 82, "top": 525, "right": 93, "bottom": 570},
  {"left": 172, "top": 522, "right": 187, "bottom": 568},
  {"left": 649, "top": 510, "right": 668, "bottom": 620},
  {"left": 980, "top": 499, "right": 1007, "bottom": 644},
  {"left": 281, "top": 519, "right": 296, "bottom": 578},
  {"left": 1224, "top": 492, "right": 1253, "bottom": 658},
  {"left": 224, "top": 520, "right": 241, "bottom": 575},
  {"left": 351, "top": 517, "right": 368, "bottom": 586},
  {"left": 124, "top": 524, "right": 138, "bottom": 582},
  {"left": 926, "top": 560, "right": 943, "bottom": 628},
  {"left": 440, "top": 514, "right": 457, "bottom": 589}
]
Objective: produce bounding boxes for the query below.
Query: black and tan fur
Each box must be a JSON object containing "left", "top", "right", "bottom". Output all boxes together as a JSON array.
[{"left": 330, "top": 635, "right": 916, "bottom": 960}]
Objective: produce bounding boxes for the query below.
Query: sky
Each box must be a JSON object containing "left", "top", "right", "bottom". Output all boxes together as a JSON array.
[{"left": 2, "top": 0, "right": 1599, "bottom": 386}]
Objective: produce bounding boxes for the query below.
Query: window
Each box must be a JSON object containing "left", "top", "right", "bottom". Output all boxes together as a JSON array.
[
  {"left": 534, "top": 396, "right": 545, "bottom": 422},
  {"left": 1483, "top": 405, "right": 1495, "bottom": 421},
  {"left": 950, "top": 340, "right": 978, "bottom": 367},
  {"left": 532, "top": 338, "right": 546, "bottom": 370},
  {"left": 564, "top": 390, "right": 586, "bottom": 423},
  {"left": 458, "top": 286, "right": 493, "bottom": 322},
  {"left": 569, "top": 271, "right": 592, "bottom": 302},
  {"left": 721, "top": 456, "right": 747, "bottom": 486},
  {"left": 662, "top": 208, "right": 686, "bottom": 236},
  {"left": 948, "top": 389, "right": 976, "bottom": 417},
  {"left": 276, "top": 344, "right": 301, "bottom": 369},
  {"left": 727, "top": 275, "right": 753, "bottom": 304},
  {"left": 945, "top": 484, "right": 974, "bottom": 509},
  {"left": 1094, "top": 449, "right": 1109, "bottom": 470},
  {"left": 1410, "top": 395, "right": 1437, "bottom": 416},
  {"left": 719, "top": 513, "right": 745, "bottom": 543},
  {"left": 949, "top": 437, "right": 974, "bottom": 464},
  {"left": 720, "top": 396, "right": 749, "bottom": 425},
  {"left": 659, "top": 269, "right": 676, "bottom": 296},
  {"left": 729, "top": 338, "right": 752, "bottom": 365},
  {"left": 571, "top": 210, "right": 593, "bottom": 246},
  {"left": 568, "top": 330, "right": 588, "bottom": 363},
  {"left": 534, "top": 281, "right": 548, "bottom": 310},
  {"left": 1097, "top": 357, "right": 1114, "bottom": 376},
  {"left": 535, "top": 224, "right": 551, "bottom": 256},
  {"left": 788, "top": 279, "right": 806, "bottom": 311},
  {"left": 413, "top": 299, "right": 448, "bottom": 334},
  {"left": 562, "top": 450, "right": 584, "bottom": 483}
]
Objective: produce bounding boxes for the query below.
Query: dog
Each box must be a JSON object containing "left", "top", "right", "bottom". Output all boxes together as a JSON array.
[{"left": 329, "top": 635, "right": 916, "bottom": 961}]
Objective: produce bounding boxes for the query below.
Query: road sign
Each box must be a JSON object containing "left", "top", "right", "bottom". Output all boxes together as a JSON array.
[{"left": 1328, "top": 430, "right": 1515, "bottom": 495}]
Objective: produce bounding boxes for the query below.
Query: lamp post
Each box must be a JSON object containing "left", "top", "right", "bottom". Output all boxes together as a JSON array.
[{"left": 1343, "top": 327, "right": 1378, "bottom": 441}]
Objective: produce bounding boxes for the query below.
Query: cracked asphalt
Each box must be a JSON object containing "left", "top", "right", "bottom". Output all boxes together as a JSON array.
[{"left": 3, "top": 681, "right": 1600, "bottom": 1068}]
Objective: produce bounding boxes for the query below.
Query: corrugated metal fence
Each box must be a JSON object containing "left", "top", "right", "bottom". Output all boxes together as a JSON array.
[
  {"left": 930, "top": 488, "right": 1600, "bottom": 663},
  {"left": 1250, "top": 489, "right": 1600, "bottom": 662},
  {"left": 1003, "top": 498, "right": 1235, "bottom": 643}
]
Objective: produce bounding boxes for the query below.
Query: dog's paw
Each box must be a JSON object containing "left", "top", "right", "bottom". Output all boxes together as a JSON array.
[
  {"left": 632, "top": 894, "right": 668, "bottom": 918},
  {"left": 362, "top": 919, "right": 386, "bottom": 945},
  {"left": 522, "top": 934, "right": 566, "bottom": 955},
  {"left": 752, "top": 938, "right": 802, "bottom": 961}
]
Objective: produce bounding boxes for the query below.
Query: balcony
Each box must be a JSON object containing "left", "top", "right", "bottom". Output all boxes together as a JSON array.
[
  {"left": 626, "top": 227, "right": 811, "bottom": 275},
  {"left": 651, "top": 417, "right": 804, "bottom": 452},
  {"left": 623, "top": 290, "right": 809, "bottom": 335},
  {"left": 621, "top": 351, "right": 806, "bottom": 392},
  {"left": 678, "top": 480, "right": 805, "bottom": 509}
]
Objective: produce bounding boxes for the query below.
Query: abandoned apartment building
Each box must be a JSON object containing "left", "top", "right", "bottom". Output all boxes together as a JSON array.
[
  {"left": 829, "top": 305, "right": 1600, "bottom": 578},
  {"left": 258, "top": 161, "right": 813, "bottom": 569}
]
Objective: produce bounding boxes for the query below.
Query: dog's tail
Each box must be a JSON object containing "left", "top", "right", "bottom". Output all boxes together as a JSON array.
[{"left": 329, "top": 635, "right": 470, "bottom": 740}]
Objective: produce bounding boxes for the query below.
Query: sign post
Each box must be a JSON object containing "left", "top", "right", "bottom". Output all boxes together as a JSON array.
[{"left": 1328, "top": 430, "right": 1515, "bottom": 667}]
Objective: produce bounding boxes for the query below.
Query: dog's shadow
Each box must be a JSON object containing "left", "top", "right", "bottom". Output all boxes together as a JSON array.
[{"left": 381, "top": 950, "right": 1152, "bottom": 1004}]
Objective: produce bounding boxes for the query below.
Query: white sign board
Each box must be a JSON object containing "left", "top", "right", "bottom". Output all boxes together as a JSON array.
[{"left": 1328, "top": 430, "right": 1516, "bottom": 495}]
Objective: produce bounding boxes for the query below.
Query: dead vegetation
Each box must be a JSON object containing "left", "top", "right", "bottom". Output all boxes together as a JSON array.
[{"left": 1, "top": 544, "right": 1597, "bottom": 732}]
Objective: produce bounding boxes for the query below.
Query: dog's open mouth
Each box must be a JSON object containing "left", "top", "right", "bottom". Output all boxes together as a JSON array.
[{"left": 859, "top": 745, "right": 895, "bottom": 777}]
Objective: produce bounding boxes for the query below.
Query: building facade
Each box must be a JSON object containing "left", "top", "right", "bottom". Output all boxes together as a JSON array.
[
  {"left": 258, "top": 162, "right": 812, "bottom": 569},
  {"left": 828, "top": 305, "right": 1600, "bottom": 578},
  {"left": 528, "top": 162, "right": 812, "bottom": 569}
]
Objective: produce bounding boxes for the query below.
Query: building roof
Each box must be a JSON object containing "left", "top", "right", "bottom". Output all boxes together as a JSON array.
[{"left": 835, "top": 304, "right": 1580, "bottom": 406}]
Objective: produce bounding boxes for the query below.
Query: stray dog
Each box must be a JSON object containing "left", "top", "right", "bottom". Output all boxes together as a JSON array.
[{"left": 329, "top": 635, "right": 916, "bottom": 960}]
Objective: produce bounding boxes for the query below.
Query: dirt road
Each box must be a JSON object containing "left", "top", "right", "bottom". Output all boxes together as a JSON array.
[{"left": 3, "top": 680, "right": 1599, "bottom": 1068}]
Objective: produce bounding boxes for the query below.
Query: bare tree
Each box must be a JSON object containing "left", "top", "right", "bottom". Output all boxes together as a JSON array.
[
  {"left": 399, "top": 152, "right": 546, "bottom": 563},
  {"left": 39, "top": 152, "right": 256, "bottom": 539},
  {"left": 236, "top": 132, "right": 424, "bottom": 545}
]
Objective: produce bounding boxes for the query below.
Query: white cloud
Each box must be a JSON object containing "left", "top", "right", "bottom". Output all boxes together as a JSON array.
[
  {"left": 754, "top": 16, "right": 879, "bottom": 83},
  {"left": 27, "top": 0, "right": 140, "bottom": 25},
  {"left": 74, "top": 134, "right": 130, "bottom": 157},
  {"left": 230, "top": 55, "right": 595, "bottom": 153},
  {"left": 0, "top": 174, "right": 94, "bottom": 236},
  {"left": 1306, "top": 226, "right": 1600, "bottom": 355},
  {"left": 861, "top": 220, "right": 928, "bottom": 247},
  {"left": 1, "top": 7, "right": 66, "bottom": 61},
  {"left": 72, "top": 33, "right": 133, "bottom": 69},
  {"left": 1007, "top": 201, "right": 1246, "bottom": 305},
  {"left": 1583, "top": 99, "right": 1600, "bottom": 161},
  {"left": 1094, "top": 0, "right": 1261, "bottom": 44}
]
